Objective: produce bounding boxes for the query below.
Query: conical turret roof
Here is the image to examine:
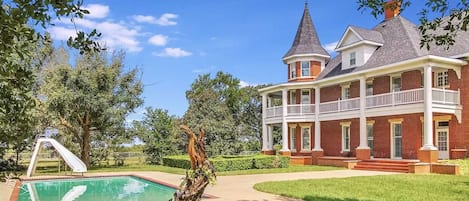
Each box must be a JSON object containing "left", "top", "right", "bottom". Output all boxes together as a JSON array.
[{"left": 283, "top": 3, "right": 329, "bottom": 59}]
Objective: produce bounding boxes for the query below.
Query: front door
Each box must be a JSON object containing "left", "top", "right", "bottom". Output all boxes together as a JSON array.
[
  {"left": 436, "top": 128, "right": 449, "bottom": 159},
  {"left": 391, "top": 123, "right": 402, "bottom": 159}
]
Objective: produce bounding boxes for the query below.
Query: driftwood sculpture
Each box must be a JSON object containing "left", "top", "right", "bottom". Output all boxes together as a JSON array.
[{"left": 172, "top": 125, "right": 216, "bottom": 201}]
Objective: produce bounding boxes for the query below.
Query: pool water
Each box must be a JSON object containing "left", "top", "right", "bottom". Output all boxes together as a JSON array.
[{"left": 18, "top": 176, "right": 175, "bottom": 201}]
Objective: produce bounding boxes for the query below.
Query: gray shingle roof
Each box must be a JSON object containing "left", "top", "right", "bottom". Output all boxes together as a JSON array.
[
  {"left": 283, "top": 4, "right": 329, "bottom": 59},
  {"left": 349, "top": 26, "right": 384, "bottom": 44},
  {"left": 318, "top": 16, "right": 441, "bottom": 80}
]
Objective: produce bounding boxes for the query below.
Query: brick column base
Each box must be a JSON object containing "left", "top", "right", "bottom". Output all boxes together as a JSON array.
[
  {"left": 279, "top": 151, "right": 291, "bottom": 156},
  {"left": 418, "top": 149, "right": 438, "bottom": 163},
  {"left": 355, "top": 148, "right": 371, "bottom": 160},
  {"left": 262, "top": 150, "right": 275, "bottom": 155},
  {"left": 311, "top": 150, "right": 324, "bottom": 165}
]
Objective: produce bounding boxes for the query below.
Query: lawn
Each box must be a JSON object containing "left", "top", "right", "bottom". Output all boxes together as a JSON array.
[
  {"left": 254, "top": 159, "right": 469, "bottom": 201},
  {"left": 254, "top": 174, "right": 469, "bottom": 201}
]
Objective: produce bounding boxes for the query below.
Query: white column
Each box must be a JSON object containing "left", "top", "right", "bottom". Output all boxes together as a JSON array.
[
  {"left": 281, "top": 88, "right": 290, "bottom": 152},
  {"left": 313, "top": 86, "right": 322, "bottom": 151},
  {"left": 359, "top": 76, "right": 368, "bottom": 148},
  {"left": 268, "top": 125, "right": 274, "bottom": 150},
  {"left": 423, "top": 65, "right": 437, "bottom": 150},
  {"left": 261, "top": 94, "right": 268, "bottom": 151}
]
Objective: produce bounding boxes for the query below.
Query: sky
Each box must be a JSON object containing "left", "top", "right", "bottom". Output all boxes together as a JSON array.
[{"left": 46, "top": 0, "right": 433, "bottom": 120}]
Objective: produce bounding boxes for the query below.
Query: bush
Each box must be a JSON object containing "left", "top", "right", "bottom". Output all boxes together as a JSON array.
[{"left": 163, "top": 155, "right": 289, "bottom": 171}]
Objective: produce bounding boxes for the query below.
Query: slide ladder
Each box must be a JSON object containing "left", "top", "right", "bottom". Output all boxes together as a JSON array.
[{"left": 27, "top": 138, "right": 87, "bottom": 177}]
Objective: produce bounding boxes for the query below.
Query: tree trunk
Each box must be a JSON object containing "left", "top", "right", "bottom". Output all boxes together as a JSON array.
[{"left": 81, "top": 125, "right": 91, "bottom": 167}]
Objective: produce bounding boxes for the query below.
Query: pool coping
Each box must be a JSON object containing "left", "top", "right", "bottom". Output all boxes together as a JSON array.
[{"left": 9, "top": 174, "right": 218, "bottom": 201}]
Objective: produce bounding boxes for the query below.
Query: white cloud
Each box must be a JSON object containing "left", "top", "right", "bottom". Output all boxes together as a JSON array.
[
  {"left": 148, "top": 34, "right": 168, "bottom": 46},
  {"left": 133, "top": 13, "right": 178, "bottom": 26},
  {"left": 82, "top": 4, "right": 110, "bottom": 19},
  {"left": 324, "top": 41, "right": 338, "bottom": 53},
  {"left": 239, "top": 81, "right": 258, "bottom": 88},
  {"left": 154, "top": 48, "right": 192, "bottom": 58},
  {"left": 48, "top": 27, "right": 77, "bottom": 40}
]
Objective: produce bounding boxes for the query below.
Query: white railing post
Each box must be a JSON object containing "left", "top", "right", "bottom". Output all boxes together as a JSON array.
[
  {"left": 458, "top": 89, "right": 461, "bottom": 105},
  {"left": 443, "top": 88, "right": 446, "bottom": 104},
  {"left": 338, "top": 98, "right": 341, "bottom": 112}
]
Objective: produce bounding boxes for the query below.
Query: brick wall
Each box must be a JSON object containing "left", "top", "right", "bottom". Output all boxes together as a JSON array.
[
  {"left": 402, "top": 70, "right": 422, "bottom": 90},
  {"left": 350, "top": 81, "right": 360, "bottom": 98},
  {"left": 373, "top": 75, "right": 390, "bottom": 95},
  {"left": 320, "top": 85, "right": 341, "bottom": 102}
]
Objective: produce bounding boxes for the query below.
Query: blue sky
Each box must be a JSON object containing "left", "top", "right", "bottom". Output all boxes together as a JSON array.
[{"left": 47, "top": 0, "right": 432, "bottom": 120}]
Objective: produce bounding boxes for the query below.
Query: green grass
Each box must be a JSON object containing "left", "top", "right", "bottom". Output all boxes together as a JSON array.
[{"left": 254, "top": 174, "right": 469, "bottom": 201}]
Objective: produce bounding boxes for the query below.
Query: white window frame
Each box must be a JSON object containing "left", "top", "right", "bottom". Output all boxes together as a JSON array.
[
  {"left": 290, "top": 90, "right": 297, "bottom": 105},
  {"left": 290, "top": 63, "right": 296, "bottom": 79},
  {"left": 301, "top": 90, "right": 310, "bottom": 104},
  {"left": 301, "top": 126, "right": 311, "bottom": 151},
  {"left": 391, "top": 75, "right": 402, "bottom": 92},
  {"left": 350, "top": 52, "right": 356, "bottom": 67},
  {"left": 366, "top": 80, "right": 373, "bottom": 96},
  {"left": 367, "top": 121, "right": 374, "bottom": 156},
  {"left": 301, "top": 61, "right": 310, "bottom": 77},
  {"left": 389, "top": 118, "right": 403, "bottom": 159},
  {"left": 290, "top": 126, "right": 297, "bottom": 151},
  {"left": 341, "top": 85, "right": 350, "bottom": 100},
  {"left": 341, "top": 122, "right": 351, "bottom": 152},
  {"left": 435, "top": 70, "right": 449, "bottom": 88}
]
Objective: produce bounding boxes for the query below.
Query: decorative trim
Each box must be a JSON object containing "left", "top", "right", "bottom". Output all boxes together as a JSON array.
[
  {"left": 434, "top": 115, "right": 452, "bottom": 121},
  {"left": 388, "top": 118, "right": 404, "bottom": 123},
  {"left": 288, "top": 123, "right": 298, "bottom": 128},
  {"left": 367, "top": 120, "right": 375, "bottom": 125},
  {"left": 299, "top": 123, "right": 313, "bottom": 127},
  {"left": 340, "top": 121, "right": 352, "bottom": 126}
]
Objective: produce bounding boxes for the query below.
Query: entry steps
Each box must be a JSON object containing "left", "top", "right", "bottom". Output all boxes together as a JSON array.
[{"left": 353, "top": 159, "right": 417, "bottom": 173}]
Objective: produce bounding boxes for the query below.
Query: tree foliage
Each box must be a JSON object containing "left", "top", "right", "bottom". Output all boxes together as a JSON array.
[
  {"left": 183, "top": 72, "right": 264, "bottom": 156},
  {"left": 40, "top": 49, "right": 143, "bottom": 167},
  {"left": 132, "top": 107, "right": 179, "bottom": 165},
  {"left": 357, "top": 0, "right": 469, "bottom": 49}
]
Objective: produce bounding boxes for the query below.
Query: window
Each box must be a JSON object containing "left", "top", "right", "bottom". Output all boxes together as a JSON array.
[
  {"left": 342, "top": 125, "right": 351, "bottom": 151},
  {"left": 392, "top": 123, "right": 402, "bottom": 158},
  {"left": 290, "top": 91, "right": 297, "bottom": 104},
  {"left": 366, "top": 82, "right": 373, "bottom": 96},
  {"left": 367, "top": 123, "right": 374, "bottom": 156},
  {"left": 392, "top": 76, "right": 401, "bottom": 92},
  {"left": 342, "top": 86, "right": 350, "bottom": 99},
  {"left": 436, "top": 71, "right": 449, "bottom": 88},
  {"left": 290, "top": 127, "right": 297, "bottom": 150},
  {"left": 290, "top": 63, "right": 296, "bottom": 79},
  {"left": 301, "top": 61, "right": 310, "bottom": 76},
  {"left": 301, "top": 90, "right": 310, "bottom": 104},
  {"left": 301, "top": 127, "right": 311, "bottom": 150},
  {"left": 350, "top": 52, "right": 356, "bottom": 66}
]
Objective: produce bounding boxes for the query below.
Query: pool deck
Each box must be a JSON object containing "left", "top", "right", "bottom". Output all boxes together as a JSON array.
[{"left": 3, "top": 169, "right": 397, "bottom": 201}]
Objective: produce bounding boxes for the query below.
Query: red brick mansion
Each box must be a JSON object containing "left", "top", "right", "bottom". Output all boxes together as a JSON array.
[{"left": 259, "top": 3, "right": 469, "bottom": 165}]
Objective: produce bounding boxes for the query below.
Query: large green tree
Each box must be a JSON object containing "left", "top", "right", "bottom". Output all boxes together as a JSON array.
[
  {"left": 183, "top": 72, "right": 266, "bottom": 156},
  {"left": 358, "top": 0, "right": 469, "bottom": 49},
  {"left": 132, "top": 107, "right": 179, "bottom": 164},
  {"left": 0, "top": 0, "right": 102, "bottom": 160},
  {"left": 40, "top": 49, "right": 143, "bottom": 167}
]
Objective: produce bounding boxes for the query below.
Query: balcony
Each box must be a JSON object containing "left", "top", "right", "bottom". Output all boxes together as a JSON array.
[{"left": 265, "top": 88, "right": 460, "bottom": 121}]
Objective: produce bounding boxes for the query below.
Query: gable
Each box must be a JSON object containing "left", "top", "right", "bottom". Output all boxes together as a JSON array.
[{"left": 336, "top": 28, "right": 361, "bottom": 49}]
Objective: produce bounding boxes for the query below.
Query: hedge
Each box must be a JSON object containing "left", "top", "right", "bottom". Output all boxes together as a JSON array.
[{"left": 162, "top": 155, "right": 289, "bottom": 171}]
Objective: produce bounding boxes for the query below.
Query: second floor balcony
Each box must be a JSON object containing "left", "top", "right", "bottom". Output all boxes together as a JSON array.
[{"left": 265, "top": 88, "right": 460, "bottom": 122}]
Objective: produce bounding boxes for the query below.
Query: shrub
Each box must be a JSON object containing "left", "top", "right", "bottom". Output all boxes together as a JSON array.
[{"left": 163, "top": 155, "right": 289, "bottom": 171}]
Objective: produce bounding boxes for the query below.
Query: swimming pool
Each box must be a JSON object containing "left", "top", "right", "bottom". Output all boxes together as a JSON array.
[{"left": 18, "top": 176, "right": 175, "bottom": 201}]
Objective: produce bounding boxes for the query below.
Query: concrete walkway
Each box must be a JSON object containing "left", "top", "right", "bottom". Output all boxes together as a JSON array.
[{"left": 2, "top": 169, "right": 397, "bottom": 201}]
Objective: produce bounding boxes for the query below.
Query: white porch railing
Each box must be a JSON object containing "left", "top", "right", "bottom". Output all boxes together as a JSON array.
[
  {"left": 287, "top": 104, "right": 315, "bottom": 116},
  {"left": 266, "top": 106, "right": 282, "bottom": 118},
  {"left": 265, "top": 88, "right": 460, "bottom": 119},
  {"left": 319, "top": 97, "right": 360, "bottom": 114},
  {"left": 432, "top": 88, "right": 460, "bottom": 105},
  {"left": 366, "top": 88, "right": 424, "bottom": 108}
]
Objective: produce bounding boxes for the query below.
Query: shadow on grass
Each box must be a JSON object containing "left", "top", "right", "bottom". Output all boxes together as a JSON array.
[{"left": 303, "top": 195, "right": 361, "bottom": 201}]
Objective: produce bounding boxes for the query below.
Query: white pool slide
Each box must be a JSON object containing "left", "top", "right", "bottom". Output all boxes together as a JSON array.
[{"left": 27, "top": 138, "right": 87, "bottom": 177}]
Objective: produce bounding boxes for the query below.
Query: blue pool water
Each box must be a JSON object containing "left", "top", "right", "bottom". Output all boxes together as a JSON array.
[{"left": 18, "top": 176, "right": 175, "bottom": 201}]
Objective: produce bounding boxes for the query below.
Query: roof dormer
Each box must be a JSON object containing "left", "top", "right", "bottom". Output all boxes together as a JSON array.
[{"left": 335, "top": 26, "right": 384, "bottom": 70}]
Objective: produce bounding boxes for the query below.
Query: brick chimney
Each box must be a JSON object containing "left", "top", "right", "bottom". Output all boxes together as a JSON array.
[{"left": 384, "top": 0, "right": 400, "bottom": 20}]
